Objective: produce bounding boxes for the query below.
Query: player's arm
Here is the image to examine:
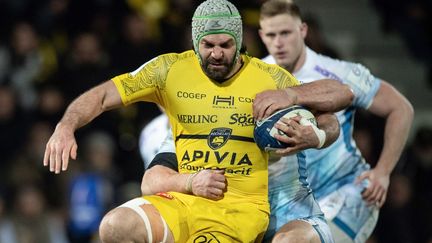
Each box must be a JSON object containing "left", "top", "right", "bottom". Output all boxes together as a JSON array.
[
  {"left": 43, "top": 80, "right": 122, "bottom": 174},
  {"left": 141, "top": 153, "right": 189, "bottom": 195},
  {"left": 142, "top": 158, "right": 227, "bottom": 200},
  {"left": 314, "top": 112, "right": 340, "bottom": 147},
  {"left": 253, "top": 79, "right": 353, "bottom": 120},
  {"left": 292, "top": 79, "right": 353, "bottom": 112},
  {"left": 141, "top": 133, "right": 227, "bottom": 200},
  {"left": 273, "top": 112, "right": 340, "bottom": 156},
  {"left": 356, "top": 80, "right": 414, "bottom": 207}
]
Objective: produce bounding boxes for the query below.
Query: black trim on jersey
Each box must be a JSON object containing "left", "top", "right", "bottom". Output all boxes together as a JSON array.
[
  {"left": 175, "top": 134, "right": 255, "bottom": 143},
  {"left": 148, "top": 152, "right": 178, "bottom": 172}
]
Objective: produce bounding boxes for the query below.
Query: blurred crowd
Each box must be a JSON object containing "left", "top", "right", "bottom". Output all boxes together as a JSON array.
[
  {"left": 371, "top": 0, "right": 432, "bottom": 87},
  {"left": 0, "top": 0, "right": 430, "bottom": 243}
]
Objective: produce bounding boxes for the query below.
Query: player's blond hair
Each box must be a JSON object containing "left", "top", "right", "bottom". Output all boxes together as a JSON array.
[{"left": 260, "top": 0, "right": 303, "bottom": 21}]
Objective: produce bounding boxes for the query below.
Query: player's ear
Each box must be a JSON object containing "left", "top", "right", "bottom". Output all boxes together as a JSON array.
[
  {"left": 300, "top": 22, "right": 308, "bottom": 39},
  {"left": 258, "top": 28, "right": 264, "bottom": 39}
]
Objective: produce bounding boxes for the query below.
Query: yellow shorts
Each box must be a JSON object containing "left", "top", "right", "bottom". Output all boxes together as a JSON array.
[{"left": 143, "top": 192, "right": 269, "bottom": 243}]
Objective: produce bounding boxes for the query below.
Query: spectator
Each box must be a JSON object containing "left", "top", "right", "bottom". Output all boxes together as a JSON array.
[
  {"left": 0, "top": 85, "right": 29, "bottom": 173},
  {"left": 3, "top": 184, "right": 68, "bottom": 243},
  {"left": 0, "top": 22, "right": 57, "bottom": 109},
  {"left": 66, "top": 131, "right": 117, "bottom": 243}
]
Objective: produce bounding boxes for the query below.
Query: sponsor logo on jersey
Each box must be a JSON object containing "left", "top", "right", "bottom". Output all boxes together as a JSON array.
[
  {"left": 314, "top": 65, "right": 342, "bottom": 81},
  {"left": 180, "top": 158, "right": 253, "bottom": 176},
  {"left": 155, "top": 192, "right": 174, "bottom": 200},
  {"left": 180, "top": 149, "right": 252, "bottom": 166},
  {"left": 208, "top": 128, "right": 232, "bottom": 149},
  {"left": 193, "top": 233, "right": 220, "bottom": 243},
  {"left": 229, "top": 113, "right": 255, "bottom": 127},
  {"left": 212, "top": 96, "right": 254, "bottom": 109},
  {"left": 238, "top": 96, "right": 254, "bottom": 103},
  {"left": 177, "top": 91, "right": 206, "bottom": 100},
  {"left": 347, "top": 65, "right": 374, "bottom": 92},
  {"left": 213, "top": 95, "right": 235, "bottom": 108},
  {"left": 177, "top": 114, "right": 218, "bottom": 124}
]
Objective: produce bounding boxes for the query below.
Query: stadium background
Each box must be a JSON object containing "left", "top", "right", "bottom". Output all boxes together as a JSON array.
[{"left": 0, "top": 0, "right": 430, "bottom": 242}]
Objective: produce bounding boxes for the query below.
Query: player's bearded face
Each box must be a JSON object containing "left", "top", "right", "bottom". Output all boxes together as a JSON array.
[
  {"left": 202, "top": 52, "right": 236, "bottom": 80},
  {"left": 199, "top": 34, "right": 238, "bottom": 81}
]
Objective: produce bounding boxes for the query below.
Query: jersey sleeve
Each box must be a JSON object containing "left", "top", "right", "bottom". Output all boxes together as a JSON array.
[
  {"left": 343, "top": 63, "right": 381, "bottom": 109},
  {"left": 146, "top": 128, "right": 177, "bottom": 170},
  {"left": 111, "top": 56, "right": 168, "bottom": 106},
  {"left": 251, "top": 58, "right": 301, "bottom": 88},
  {"left": 275, "top": 67, "right": 301, "bottom": 88},
  {"left": 148, "top": 152, "right": 178, "bottom": 171}
]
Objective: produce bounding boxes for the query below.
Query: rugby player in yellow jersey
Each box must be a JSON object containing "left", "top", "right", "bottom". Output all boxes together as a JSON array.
[{"left": 43, "top": 0, "right": 352, "bottom": 242}]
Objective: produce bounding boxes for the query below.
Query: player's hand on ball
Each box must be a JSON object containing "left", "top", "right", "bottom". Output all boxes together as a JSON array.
[
  {"left": 253, "top": 89, "right": 297, "bottom": 121},
  {"left": 191, "top": 169, "right": 227, "bottom": 201},
  {"left": 43, "top": 123, "right": 77, "bottom": 174},
  {"left": 254, "top": 105, "right": 319, "bottom": 152},
  {"left": 273, "top": 116, "right": 320, "bottom": 156}
]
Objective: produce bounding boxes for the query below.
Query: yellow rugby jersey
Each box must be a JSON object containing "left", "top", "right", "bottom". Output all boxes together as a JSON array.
[{"left": 112, "top": 50, "right": 299, "bottom": 210}]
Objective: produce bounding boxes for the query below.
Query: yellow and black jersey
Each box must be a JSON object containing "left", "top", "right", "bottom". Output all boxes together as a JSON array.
[{"left": 112, "top": 50, "right": 299, "bottom": 211}]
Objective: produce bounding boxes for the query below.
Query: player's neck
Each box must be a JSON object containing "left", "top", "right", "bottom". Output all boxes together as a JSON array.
[{"left": 293, "top": 45, "right": 307, "bottom": 73}]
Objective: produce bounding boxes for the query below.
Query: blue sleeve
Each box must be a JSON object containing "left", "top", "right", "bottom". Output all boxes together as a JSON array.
[{"left": 343, "top": 63, "right": 381, "bottom": 109}]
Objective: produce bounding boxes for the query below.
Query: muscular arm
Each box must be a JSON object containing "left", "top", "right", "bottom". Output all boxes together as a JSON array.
[
  {"left": 43, "top": 80, "right": 122, "bottom": 173},
  {"left": 59, "top": 80, "right": 122, "bottom": 129},
  {"left": 357, "top": 81, "right": 414, "bottom": 207},
  {"left": 253, "top": 79, "right": 354, "bottom": 120},
  {"left": 142, "top": 153, "right": 227, "bottom": 200},
  {"left": 142, "top": 165, "right": 189, "bottom": 195},
  {"left": 368, "top": 81, "right": 413, "bottom": 174},
  {"left": 141, "top": 153, "right": 184, "bottom": 194},
  {"left": 291, "top": 79, "right": 353, "bottom": 112}
]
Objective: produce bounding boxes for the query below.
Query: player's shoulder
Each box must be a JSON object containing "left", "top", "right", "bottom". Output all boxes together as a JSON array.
[
  {"left": 310, "top": 48, "right": 373, "bottom": 79},
  {"left": 261, "top": 55, "right": 276, "bottom": 64},
  {"left": 131, "top": 51, "right": 195, "bottom": 76},
  {"left": 245, "top": 55, "right": 298, "bottom": 86},
  {"left": 154, "top": 50, "right": 196, "bottom": 65},
  {"left": 247, "top": 55, "right": 285, "bottom": 72}
]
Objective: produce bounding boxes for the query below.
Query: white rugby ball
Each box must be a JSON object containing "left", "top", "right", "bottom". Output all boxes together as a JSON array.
[{"left": 254, "top": 105, "right": 317, "bottom": 151}]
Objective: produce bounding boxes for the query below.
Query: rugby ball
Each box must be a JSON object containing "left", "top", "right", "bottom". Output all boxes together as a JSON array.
[{"left": 254, "top": 105, "right": 317, "bottom": 151}]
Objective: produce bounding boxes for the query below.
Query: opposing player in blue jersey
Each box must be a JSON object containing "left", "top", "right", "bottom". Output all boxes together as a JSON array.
[{"left": 253, "top": 1, "right": 413, "bottom": 242}]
